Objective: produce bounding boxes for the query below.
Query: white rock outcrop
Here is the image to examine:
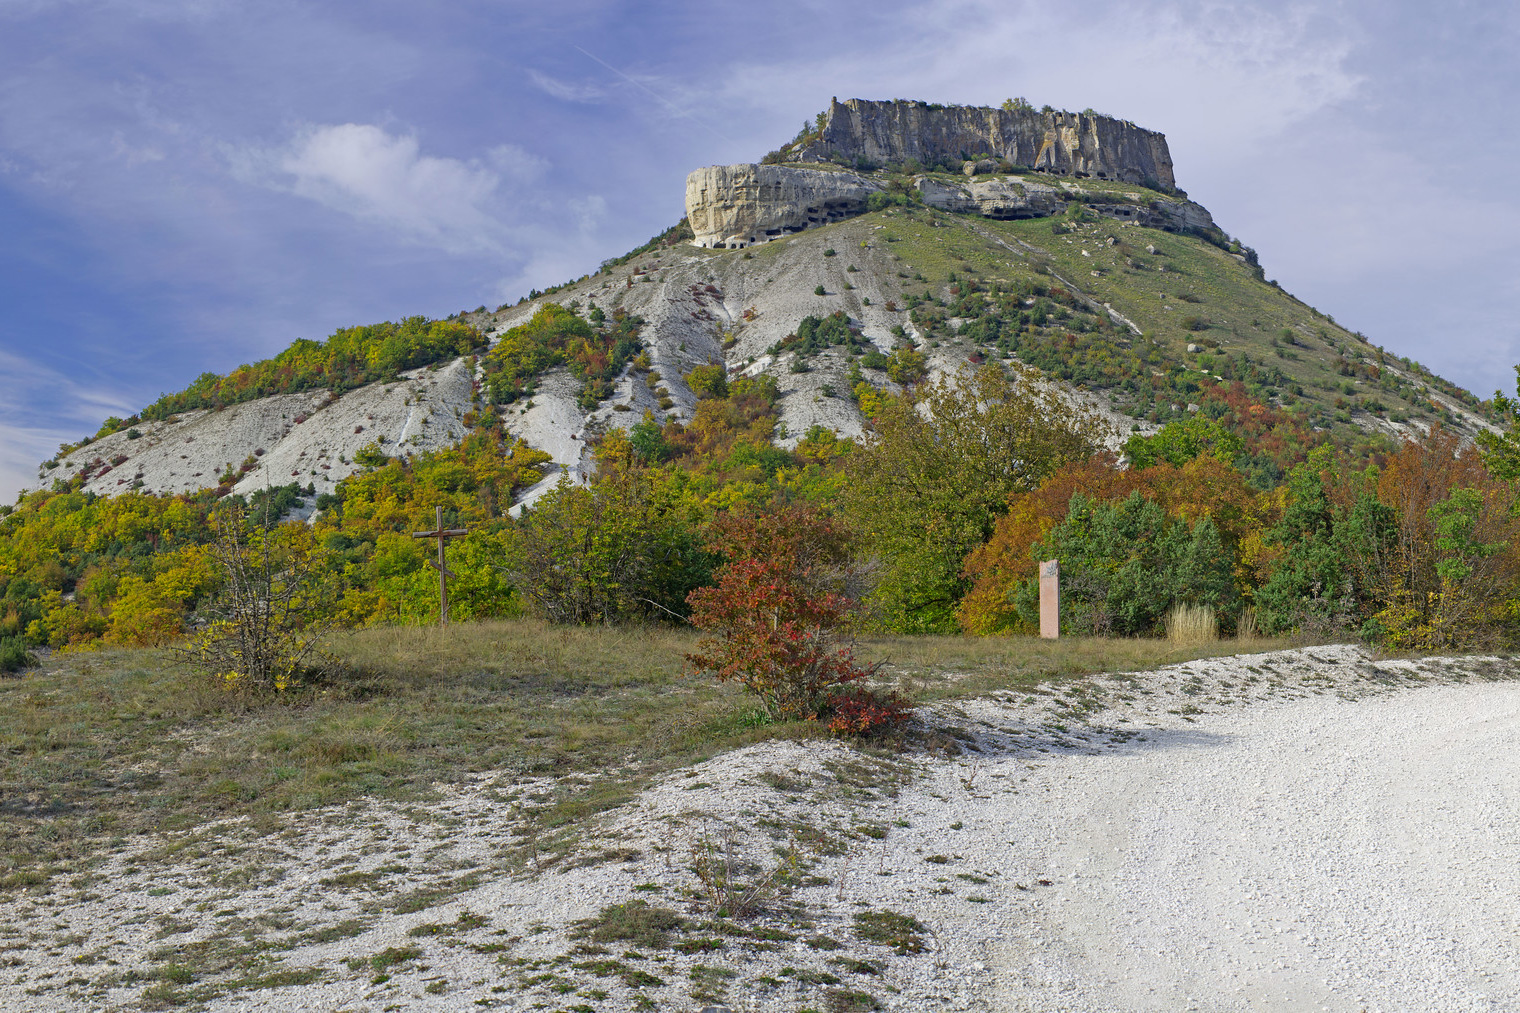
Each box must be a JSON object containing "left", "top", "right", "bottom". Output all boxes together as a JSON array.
[
  {"left": 684, "top": 164, "right": 880, "bottom": 249},
  {"left": 40, "top": 358, "right": 476, "bottom": 499}
]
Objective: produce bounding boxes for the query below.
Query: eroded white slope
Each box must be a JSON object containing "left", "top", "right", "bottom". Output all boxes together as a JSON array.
[
  {"left": 33, "top": 215, "right": 1139, "bottom": 503},
  {"left": 38, "top": 358, "right": 475, "bottom": 498}
]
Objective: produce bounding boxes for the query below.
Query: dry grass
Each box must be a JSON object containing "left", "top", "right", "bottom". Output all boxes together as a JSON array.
[
  {"left": 1165, "top": 604, "right": 1219, "bottom": 647},
  {"left": 861, "top": 629, "right": 1274, "bottom": 701},
  {"left": 1236, "top": 607, "right": 1260, "bottom": 644},
  {"left": 0, "top": 619, "right": 1288, "bottom": 891}
]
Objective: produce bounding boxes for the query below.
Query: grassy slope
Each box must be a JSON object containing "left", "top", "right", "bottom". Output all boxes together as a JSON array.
[
  {"left": 845, "top": 200, "right": 1479, "bottom": 435},
  {"left": 0, "top": 622, "right": 1280, "bottom": 890}
]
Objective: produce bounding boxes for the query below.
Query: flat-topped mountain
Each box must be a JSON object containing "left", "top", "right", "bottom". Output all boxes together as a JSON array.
[{"left": 31, "top": 99, "right": 1493, "bottom": 504}]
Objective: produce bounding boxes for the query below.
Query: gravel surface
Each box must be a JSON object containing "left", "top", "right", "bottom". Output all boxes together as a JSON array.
[{"left": 4, "top": 646, "right": 1517, "bottom": 1012}]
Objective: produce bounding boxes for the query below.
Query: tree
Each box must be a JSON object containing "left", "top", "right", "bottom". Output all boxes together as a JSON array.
[
  {"left": 508, "top": 432, "right": 708, "bottom": 624},
  {"left": 1122, "top": 415, "right": 1243, "bottom": 469},
  {"left": 843, "top": 363, "right": 1110, "bottom": 632},
  {"left": 182, "top": 504, "right": 337, "bottom": 693},
  {"left": 1477, "top": 365, "right": 1520, "bottom": 483},
  {"left": 687, "top": 502, "right": 902, "bottom": 732}
]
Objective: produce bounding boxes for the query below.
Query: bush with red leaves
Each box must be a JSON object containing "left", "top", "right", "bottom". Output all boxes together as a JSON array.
[{"left": 686, "top": 502, "right": 908, "bottom": 736}]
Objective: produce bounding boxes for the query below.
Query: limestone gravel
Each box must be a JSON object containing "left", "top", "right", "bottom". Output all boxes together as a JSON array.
[{"left": 4, "top": 645, "right": 1518, "bottom": 1012}]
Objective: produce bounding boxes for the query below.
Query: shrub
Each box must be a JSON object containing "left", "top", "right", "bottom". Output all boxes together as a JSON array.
[
  {"left": 0, "top": 636, "right": 34, "bottom": 674},
  {"left": 684, "top": 364, "right": 729, "bottom": 400},
  {"left": 181, "top": 505, "right": 338, "bottom": 693},
  {"left": 885, "top": 348, "right": 927, "bottom": 386},
  {"left": 815, "top": 285, "right": 827, "bottom": 296},
  {"left": 686, "top": 503, "right": 897, "bottom": 727}
]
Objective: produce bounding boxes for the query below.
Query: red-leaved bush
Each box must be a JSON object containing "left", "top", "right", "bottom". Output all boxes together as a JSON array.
[{"left": 686, "top": 503, "right": 908, "bottom": 735}]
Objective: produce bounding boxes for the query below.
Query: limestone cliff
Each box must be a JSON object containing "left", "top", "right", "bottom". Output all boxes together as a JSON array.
[
  {"left": 685, "top": 164, "right": 880, "bottom": 249},
  {"left": 685, "top": 164, "right": 1214, "bottom": 249},
  {"left": 791, "top": 98, "right": 1176, "bottom": 192}
]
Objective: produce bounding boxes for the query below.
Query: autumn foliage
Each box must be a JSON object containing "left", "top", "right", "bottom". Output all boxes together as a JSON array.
[{"left": 686, "top": 503, "right": 907, "bottom": 734}]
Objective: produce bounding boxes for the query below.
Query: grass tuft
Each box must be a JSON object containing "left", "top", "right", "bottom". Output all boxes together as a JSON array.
[{"left": 1165, "top": 604, "right": 1219, "bottom": 646}]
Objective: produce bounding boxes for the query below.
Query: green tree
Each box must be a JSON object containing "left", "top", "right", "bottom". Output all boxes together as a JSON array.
[
  {"left": 1014, "top": 491, "right": 1238, "bottom": 636},
  {"left": 507, "top": 433, "right": 708, "bottom": 624},
  {"left": 1252, "top": 447, "right": 1357, "bottom": 635},
  {"left": 1478, "top": 365, "right": 1520, "bottom": 483},
  {"left": 1123, "top": 415, "right": 1244, "bottom": 469},
  {"left": 843, "top": 364, "right": 1110, "bottom": 632}
]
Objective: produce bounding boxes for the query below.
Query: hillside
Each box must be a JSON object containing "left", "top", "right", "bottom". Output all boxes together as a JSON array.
[{"left": 28, "top": 158, "right": 1493, "bottom": 504}]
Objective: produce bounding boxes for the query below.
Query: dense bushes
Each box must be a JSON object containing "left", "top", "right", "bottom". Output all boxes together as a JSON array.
[
  {"left": 6, "top": 321, "right": 1519, "bottom": 662},
  {"left": 481, "top": 302, "right": 645, "bottom": 409},
  {"left": 960, "top": 421, "right": 1519, "bottom": 647},
  {"left": 138, "top": 317, "right": 486, "bottom": 422},
  {"left": 1014, "top": 492, "right": 1237, "bottom": 636}
]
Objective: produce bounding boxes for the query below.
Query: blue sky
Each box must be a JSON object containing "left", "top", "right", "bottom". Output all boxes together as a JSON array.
[{"left": 2, "top": 0, "right": 1517, "bottom": 500}]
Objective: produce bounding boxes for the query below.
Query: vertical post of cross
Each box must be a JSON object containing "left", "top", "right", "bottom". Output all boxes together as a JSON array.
[
  {"left": 412, "top": 505, "right": 469, "bottom": 626},
  {"left": 1039, "top": 559, "right": 1060, "bottom": 640}
]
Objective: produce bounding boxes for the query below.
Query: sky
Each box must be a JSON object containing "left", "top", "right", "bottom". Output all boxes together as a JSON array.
[{"left": 1, "top": 0, "right": 1517, "bottom": 501}]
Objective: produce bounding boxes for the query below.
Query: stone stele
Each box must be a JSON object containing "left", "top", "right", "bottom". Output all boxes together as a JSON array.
[{"left": 1039, "top": 559, "right": 1060, "bottom": 640}]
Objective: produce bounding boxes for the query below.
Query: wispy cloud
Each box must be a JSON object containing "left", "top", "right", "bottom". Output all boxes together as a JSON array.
[
  {"left": 0, "top": 347, "right": 139, "bottom": 500},
  {"left": 526, "top": 68, "right": 605, "bottom": 104},
  {"left": 236, "top": 124, "right": 518, "bottom": 253}
]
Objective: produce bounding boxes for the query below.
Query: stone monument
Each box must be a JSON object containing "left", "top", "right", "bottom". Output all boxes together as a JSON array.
[{"left": 1039, "top": 559, "right": 1060, "bottom": 639}]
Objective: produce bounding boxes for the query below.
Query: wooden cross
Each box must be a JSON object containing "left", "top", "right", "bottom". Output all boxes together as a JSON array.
[{"left": 412, "top": 505, "right": 469, "bottom": 625}]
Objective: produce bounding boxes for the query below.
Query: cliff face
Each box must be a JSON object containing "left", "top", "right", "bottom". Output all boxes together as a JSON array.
[
  {"left": 685, "top": 164, "right": 1212, "bottom": 249},
  {"left": 791, "top": 98, "right": 1176, "bottom": 192},
  {"left": 684, "top": 164, "right": 879, "bottom": 249}
]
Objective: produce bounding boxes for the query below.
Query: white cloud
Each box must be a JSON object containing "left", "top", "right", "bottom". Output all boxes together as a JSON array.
[
  {"left": 526, "top": 68, "right": 605, "bottom": 104},
  {"left": 487, "top": 142, "right": 549, "bottom": 180},
  {"left": 258, "top": 123, "right": 510, "bottom": 253}
]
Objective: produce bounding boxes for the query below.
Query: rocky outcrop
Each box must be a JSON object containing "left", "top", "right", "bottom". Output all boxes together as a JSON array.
[
  {"left": 791, "top": 98, "right": 1176, "bottom": 192},
  {"left": 684, "top": 164, "right": 881, "bottom": 249},
  {"left": 915, "top": 175, "right": 1215, "bottom": 233},
  {"left": 915, "top": 176, "right": 1065, "bottom": 219},
  {"left": 686, "top": 160, "right": 1216, "bottom": 252}
]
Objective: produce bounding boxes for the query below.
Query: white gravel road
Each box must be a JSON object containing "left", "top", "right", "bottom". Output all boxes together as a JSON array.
[{"left": 951, "top": 678, "right": 1520, "bottom": 1011}]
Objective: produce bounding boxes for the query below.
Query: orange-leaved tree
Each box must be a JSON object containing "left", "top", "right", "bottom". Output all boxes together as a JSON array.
[{"left": 686, "top": 503, "right": 906, "bottom": 733}]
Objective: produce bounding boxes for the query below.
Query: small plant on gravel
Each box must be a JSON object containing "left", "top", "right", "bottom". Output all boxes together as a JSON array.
[
  {"left": 686, "top": 502, "right": 908, "bottom": 733},
  {"left": 824, "top": 987, "right": 884, "bottom": 1012},
  {"left": 688, "top": 826, "right": 802, "bottom": 918},
  {"left": 852, "top": 910, "right": 926, "bottom": 954},
  {"left": 572, "top": 900, "right": 686, "bottom": 950}
]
